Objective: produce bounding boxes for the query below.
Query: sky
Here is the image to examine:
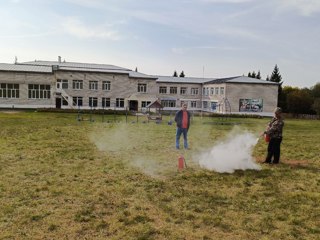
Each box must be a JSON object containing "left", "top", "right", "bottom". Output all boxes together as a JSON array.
[{"left": 0, "top": 0, "right": 319, "bottom": 88}]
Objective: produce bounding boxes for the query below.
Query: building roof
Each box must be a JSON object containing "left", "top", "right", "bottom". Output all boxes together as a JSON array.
[
  {"left": 204, "top": 76, "right": 279, "bottom": 85},
  {"left": 0, "top": 63, "right": 52, "bottom": 73},
  {"left": 155, "top": 75, "right": 216, "bottom": 84},
  {"left": 21, "top": 60, "right": 130, "bottom": 72},
  {"left": 0, "top": 60, "right": 279, "bottom": 84},
  {"left": 0, "top": 60, "right": 157, "bottom": 79}
]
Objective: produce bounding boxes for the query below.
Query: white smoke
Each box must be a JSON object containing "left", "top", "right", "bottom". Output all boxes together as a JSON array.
[{"left": 198, "top": 130, "right": 261, "bottom": 173}]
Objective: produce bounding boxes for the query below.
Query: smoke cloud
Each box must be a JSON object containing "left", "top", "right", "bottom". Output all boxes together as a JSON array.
[{"left": 197, "top": 129, "right": 261, "bottom": 173}]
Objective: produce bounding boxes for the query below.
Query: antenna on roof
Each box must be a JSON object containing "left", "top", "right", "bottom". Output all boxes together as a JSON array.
[
  {"left": 203, "top": 65, "right": 205, "bottom": 79},
  {"left": 14, "top": 56, "right": 18, "bottom": 64}
]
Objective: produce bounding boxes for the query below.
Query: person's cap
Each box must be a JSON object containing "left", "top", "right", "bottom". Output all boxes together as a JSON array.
[{"left": 274, "top": 107, "right": 282, "bottom": 113}]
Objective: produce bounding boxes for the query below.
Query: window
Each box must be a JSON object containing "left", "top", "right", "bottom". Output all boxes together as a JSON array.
[
  {"left": 203, "top": 87, "right": 209, "bottom": 95},
  {"left": 116, "top": 98, "right": 124, "bottom": 108},
  {"left": 89, "top": 81, "right": 98, "bottom": 90},
  {"left": 170, "top": 87, "right": 177, "bottom": 94},
  {"left": 138, "top": 83, "right": 147, "bottom": 93},
  {"left": 191, "top": 88, "right": 199, "bottom": 95},
  {"left": 72, "top": 80, "right": 83, "bottom": 90},
  {"left": 220, "top": 87, "right": 225, "bottom": 95},
  {"left": 210, "top": 87, "right": 214, "bottom": 95},
  {"left": 215, "top": 87, "right": 219, "bottom": 95},
  {"left": 159, "top": 86, "right": 167, "bottom": 94},
  {"left": 102, "top": 81, "right": 111, "bottom": 91},
  {"left": 28, "top": 84, "right": 50, "bottom": 99},
  {"left": 180, "top": 87, "right": 187, "bottom": 95},
  {"left": 161, "top": 100, "right": 176, "bottom": 107},
  {"left": 72, "top": 97, "right": 83, "bottom": 106},
  {"left": 89, "top": 97, "right": 98, "bottom": 107},
  {"left": 141, "top": 101, "right": 151, "bottom": 108},
  {"left": 191, "top": 101, "right": 197, "bottom": 108},
  {"left": 0, "top": 83, "right": 19, "bottom": 98},
  {"left": 102, "top": 98, "right": 111, "bottom": 108},
  {"left": 57, "top": 79, "right": 68, "bottom": 89},
  {"left": 203, "top": 101, "right": 208, "bottom": 109}
]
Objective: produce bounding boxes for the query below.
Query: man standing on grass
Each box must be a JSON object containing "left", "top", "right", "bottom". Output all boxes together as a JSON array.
[
  {"left": 263, "top": 107, "right": 284, "bottom": 164},
  {"left": 175, "top": 103, "right": 191, "bottom": 150}
]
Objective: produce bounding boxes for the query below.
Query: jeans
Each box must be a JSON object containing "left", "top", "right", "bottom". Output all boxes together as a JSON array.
[
  {"left": 265, "top": 137, "right": 282, "bottom": 163},
  {"left": 176, "top": 128, "right": 188, "bottom": 149}
]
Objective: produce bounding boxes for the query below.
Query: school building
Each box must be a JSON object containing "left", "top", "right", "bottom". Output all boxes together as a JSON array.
[{"left": 0, "top": 58, "right": 279, "bottom": 115}]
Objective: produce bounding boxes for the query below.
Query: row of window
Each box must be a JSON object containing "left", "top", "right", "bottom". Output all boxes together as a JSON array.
[
  {"left": 70, "top": 97, "right": 125, "bottom": 108},
  {"left": 0, "top": 84, "right": 51, "bottom": 99},
  {"left": 0, "top": 83, "right": 19, "bottom": 98},
  {"left": 0, "top": 82, "right": 225, "bottom": 100},
  {"left": 57, "top": 79, "right": 112, "bottom": 91},
  {"left": 58, "top": 79, "right": 226, "bottom": 96}
]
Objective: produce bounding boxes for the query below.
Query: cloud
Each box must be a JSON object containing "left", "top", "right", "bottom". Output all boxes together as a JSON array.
[
  {"left": 199, "top": 0, "right": 253, "bottom": 2},
  {"left": 278, "top": 0, "right": 320, "bottom": 16},
  {"left": 61, "top": 17, "right": 122, "bottom": 40},
  {"left": 172, "top": 46, "right": 242, "bottom": 54}
]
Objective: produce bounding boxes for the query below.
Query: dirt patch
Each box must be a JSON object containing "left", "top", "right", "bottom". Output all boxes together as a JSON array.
[{"left": 255, "top": 157, "right": 309, "bottom": 166}]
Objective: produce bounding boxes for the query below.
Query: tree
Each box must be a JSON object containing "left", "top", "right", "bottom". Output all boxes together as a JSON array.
[
  {"left": 173, "top": 71, "right": 178, "bottom": 77},
  {"left": 266, "top": 75, "right": 270, "bottom": 81},
  {"left": 310, "top": 82, "right": 320, "bottom": 98},
  {"left": 270, "top": 64, "right": 283, "bottom": 107},
  {"left": 270, "top": 64, "right": 282, "bottom": 83},
  {"left": 179, "top": 71, "right": 185, "bottom": 77},
  {"left": 251, "top": 71, "right": 256, "bottom": 78},
  {"left": 312, "top": 98, "right": 320, "bottom": 116},
  {"left": 286, "top": 88, "right": 314, "bottom": 115},
  {"left": 248, "top": 72, "right": 252, "bottom": 78},
  {"left": 135, "top": 67, "right": 138, "bottom": 72},
  {"left": 256, "top": 70, "right": 261, "bottom": 79},
  {"left": 310, "top": 83, "right": 320, "bottom": 115}
]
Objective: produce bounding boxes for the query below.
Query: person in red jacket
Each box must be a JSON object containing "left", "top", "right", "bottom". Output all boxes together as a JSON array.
[
  {"left": 174, "top": 103, "right": 191, "bottom": 149},
  {"left": 263, "top": 107, "right": 284, "bottom": 164}
]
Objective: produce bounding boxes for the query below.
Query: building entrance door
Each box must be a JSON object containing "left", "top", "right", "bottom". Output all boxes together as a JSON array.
[
  {"left": 129, "top": 100, "right": 138, "bottom": 111},
  {"left": 56, "top": 98, "right": 62, "bottom": 109}
]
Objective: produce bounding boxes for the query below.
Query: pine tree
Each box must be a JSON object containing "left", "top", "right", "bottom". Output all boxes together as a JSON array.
[
  {"left": 266, "top": 75, "right": 270, "bottom": 81},
  {"left": 248, "top": 72, "right": 252, "bottom": 78},
  {"left": 251, "top": 71, "right": 256, "bottom": 78},
  {"left": 179, "top": 71, "right": 185, "bottom": 77},
  {"left": 173, "top": 71, "right": 178, "bottom": 77},
  {"left": 270, "top": 64, "right": 283, "bottom": 108},
  {"left": 135, "top": 67, "right": 138, "bottom": 72},
  {"left": 270, "top": 64, "right": 282, "bottom": 83},
  {"left": 256, "top": 70, "right": 261, "bottom": 79}
]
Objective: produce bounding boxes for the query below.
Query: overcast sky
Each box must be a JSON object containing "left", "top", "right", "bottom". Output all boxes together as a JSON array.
[{"left": 1, "top": 0, "right": 319, "bottom": 88}]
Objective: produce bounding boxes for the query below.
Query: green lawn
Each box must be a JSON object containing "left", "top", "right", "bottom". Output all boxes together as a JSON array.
[{"left": 0, "top": 111, "right": 319, "bottom": 239}]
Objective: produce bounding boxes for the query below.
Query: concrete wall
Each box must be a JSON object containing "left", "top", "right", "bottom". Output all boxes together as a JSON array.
[{"left": 226, "top": 83, "right": 278, "bottom": 113}]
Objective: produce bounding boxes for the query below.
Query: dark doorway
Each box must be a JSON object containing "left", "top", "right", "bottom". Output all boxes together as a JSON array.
[
  {"left": 129, "top": 100, "right": 138, "bottom": 111},
  {"left": 56, "top": 98, "right": 62, "bottom": 109}
]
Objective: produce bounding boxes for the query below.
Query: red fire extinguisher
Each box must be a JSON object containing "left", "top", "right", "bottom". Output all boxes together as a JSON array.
[
  {"left": 178, "top": 155, "right": 186, "bottom": 170},
  {"left": 264, "top": 133, "right": 270, "bottom": 142}
]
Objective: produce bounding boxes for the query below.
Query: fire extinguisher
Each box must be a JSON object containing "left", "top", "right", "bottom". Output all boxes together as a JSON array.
[
  {"left": 178, "top": 155, "right": 186, "bottom": 170},
  {"left": 264, "top": 133, "right": 270, "bottom": 142}
]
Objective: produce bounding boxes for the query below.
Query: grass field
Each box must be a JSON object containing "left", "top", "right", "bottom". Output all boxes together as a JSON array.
[{"left": 0, "top": 111, "right": 319, "bottom": 240}]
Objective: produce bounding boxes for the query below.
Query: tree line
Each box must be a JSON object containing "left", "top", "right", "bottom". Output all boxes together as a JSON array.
[{"left": 248, "top": 65, "right": 320, "bottom": 116}]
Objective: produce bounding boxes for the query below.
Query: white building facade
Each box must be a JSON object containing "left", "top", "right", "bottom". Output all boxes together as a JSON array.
[{"left": 0, "top": 60, "right": 279, "bottom": 115}]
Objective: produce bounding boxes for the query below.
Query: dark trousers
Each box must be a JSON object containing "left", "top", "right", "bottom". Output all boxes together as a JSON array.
[{"left": 265, "top": 137, "right": 282, "bottom": 163}]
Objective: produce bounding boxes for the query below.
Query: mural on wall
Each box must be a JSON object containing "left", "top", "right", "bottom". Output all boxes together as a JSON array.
[{"left": 239, "top": 98, "right": 263, "bottom": 112}]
